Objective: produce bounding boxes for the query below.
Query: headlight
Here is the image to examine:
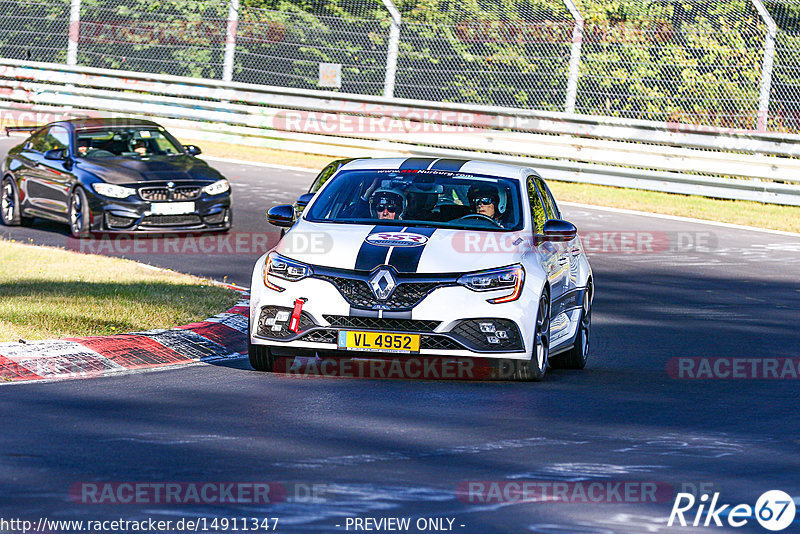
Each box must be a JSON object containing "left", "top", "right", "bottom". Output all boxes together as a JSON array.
[
  {"left": 203, "top": 179, "right": 230, "bottom": 196},
  {"left": 457, "top": 264, "right": 525, "bottom": 304},
  {"left": 92, "top": 183, "right": 136, "bottom": 199},
  {"left": 263, "top": 252, "right": 313, "bottom": 292}
]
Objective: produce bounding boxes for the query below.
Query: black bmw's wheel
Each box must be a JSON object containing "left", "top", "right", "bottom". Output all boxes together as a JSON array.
[
  {"left": 69, "top": 187, "right": 91, "bottom": 239},
  {"left": 1, "top": 177, "right": 33, "bottom": 227},
  {"left": 551, "top": 291, "right": 591, "bottom": 370},
  {"left": 497, "top": 290, "right": 549, "bottom": 382}
]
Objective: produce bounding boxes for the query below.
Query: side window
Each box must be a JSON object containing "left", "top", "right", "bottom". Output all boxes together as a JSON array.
[
  {"left": 41, "top": 126, "right": 70, "bottom": 152},
  {"left": 542, "top": 182, "right": 561, "bottom": 219},
  {"left": 527, "top": 178, "right": 547, "bottom": 232},
  {"left": 25, "top": 129, "right": 48, "bottom": 152},
  {"left": 310, "top": 163, "right": 337, "bottom": 193},
  {"left": 534, "top": 176, "right": 558, "bottom": 220}
]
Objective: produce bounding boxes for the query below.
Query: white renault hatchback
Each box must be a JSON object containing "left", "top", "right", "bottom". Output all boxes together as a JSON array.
[{"left": 249, "top": 158, "right": 593, "bottom": 381}]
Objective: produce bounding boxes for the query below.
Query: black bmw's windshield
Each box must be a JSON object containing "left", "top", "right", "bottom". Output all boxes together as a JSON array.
[
  {"left": 305, "top": 170, "right": 524, "bottom": 231},
  {"left": 74, "top": 127, "right": 185, "bottom": 159}
]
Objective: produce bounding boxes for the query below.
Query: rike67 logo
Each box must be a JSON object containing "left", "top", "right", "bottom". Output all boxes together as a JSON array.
[{"left": 669, "top": 490, "right": 796, "bottom": 531}]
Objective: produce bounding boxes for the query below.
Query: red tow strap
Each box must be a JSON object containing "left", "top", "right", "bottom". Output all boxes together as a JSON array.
[{"left": 289, "top": 298, "right": 307, "bottom": 333}]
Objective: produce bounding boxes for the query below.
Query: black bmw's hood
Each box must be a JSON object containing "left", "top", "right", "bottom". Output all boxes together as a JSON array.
[{"left": 76, "top": 155, "right": 224, "bottom": 185}]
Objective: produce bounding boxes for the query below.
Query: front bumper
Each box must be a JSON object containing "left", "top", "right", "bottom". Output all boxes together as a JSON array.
[
  {"left": 250, "top": 268, "right": 538, "bottom": 361},
  {"left": 87, "top": 187, "right": 232, "bottom": 234}
]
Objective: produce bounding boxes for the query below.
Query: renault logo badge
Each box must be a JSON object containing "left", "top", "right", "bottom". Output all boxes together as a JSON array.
[{"left": 369, "top": 268, "right": 396, "bottom": 301}]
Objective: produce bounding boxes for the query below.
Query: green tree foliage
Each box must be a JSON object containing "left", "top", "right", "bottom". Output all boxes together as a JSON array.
[{"left": 2, "top": 0, "right": 799, "bottom": 131}]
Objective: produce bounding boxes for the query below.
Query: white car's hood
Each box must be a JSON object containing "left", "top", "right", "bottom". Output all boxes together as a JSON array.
[{"left": 276, "top": 220, "right": 528, "bottom": 274}]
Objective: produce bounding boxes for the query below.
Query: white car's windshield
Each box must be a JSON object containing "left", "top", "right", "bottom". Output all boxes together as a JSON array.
[
  {"left": 305, "top": 170, "right": 524, "bottom": 231},
  {"left": 74, "top": 127, "right": 184, "bottom": 159}
]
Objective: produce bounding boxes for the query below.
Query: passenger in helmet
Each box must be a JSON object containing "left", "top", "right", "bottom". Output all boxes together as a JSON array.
[
  {"left": 467, "top": 183, "right": 502, "bottom": 223},
  {"left": 369, "top": 189, "right": 405, "bottom": 220}
]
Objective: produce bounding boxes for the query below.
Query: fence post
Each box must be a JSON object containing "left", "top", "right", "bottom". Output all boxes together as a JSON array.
[
  {"left": 380, "top": 0, "right": 401, "bottom": 99},
  {"left": 563, "top": 0, "right": 583, "bottom": 114},
  {"left": 66, "top": 0, "right": 81, "bottom": 66},
  {"left": 752, "top": 0, "right": 776, "bottom": 132},
  {"left": 222, "top": 0, "right": 240, "bottom": 82}
]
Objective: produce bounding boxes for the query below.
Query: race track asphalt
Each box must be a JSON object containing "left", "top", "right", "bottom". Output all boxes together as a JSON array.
[{"left": 1, "top": 137, "right": 799, "bottom": 533}]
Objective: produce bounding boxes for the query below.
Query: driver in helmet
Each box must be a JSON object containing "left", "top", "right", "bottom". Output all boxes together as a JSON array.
[
  {"left": 467, "top": 183, "right": 503, "bottom": 224},
  {"left": 369, "top": 188, "right": 405, "bottom": 220}
]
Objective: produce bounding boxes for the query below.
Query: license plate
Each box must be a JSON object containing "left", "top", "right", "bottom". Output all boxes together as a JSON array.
[
  {"left": 337, "top": 331, "right": 420, "bottom": 353},
  {"left": 150, "top": 202, "right": 195, "bottom": 215}
]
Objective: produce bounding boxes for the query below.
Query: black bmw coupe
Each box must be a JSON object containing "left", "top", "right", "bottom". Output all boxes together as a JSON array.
[{"left": 1, "top": 118, "right": 232, "bottom": 238}]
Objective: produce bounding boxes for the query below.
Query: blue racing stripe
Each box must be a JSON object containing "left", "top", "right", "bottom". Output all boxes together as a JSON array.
[
  {"left": 388, "top": 227, "right": 437, "bottom": 273},
  {"left": 354, "top": 225, "right": 396, "bottom": 271},
  {"left": 399, "top": 157, "right": 437, "bottom": 171},
  {"left": 429, "top": 159, "right": 468, "bottom": 171}
]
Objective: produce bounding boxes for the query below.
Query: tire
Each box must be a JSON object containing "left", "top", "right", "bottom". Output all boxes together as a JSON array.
[
  {"left": 248, "top": 322, "right": 275, "bottom": 372},
  {"left": 496, "top": 289, "right": 550, "bottom": 382},
  {"left": 1, "top": 177, "right": 33, "bottom": 227},
  {"left": 69, "top": 187, "right": 91, "bottom": 239},
  {"left": 551, "top": 291, "right": 591, "bottom": 370}
]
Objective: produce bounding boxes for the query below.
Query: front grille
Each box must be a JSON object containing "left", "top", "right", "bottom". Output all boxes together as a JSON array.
[
  {"left": 257, "top": 306, "right": 317, "bottom": 340},
  {"left": 317, "top": 276, "right": 444, "bottom": 310},
  {"left": 420, "top": 336, "right": 463, "bottom": 350},
  {"left": 301, "top": 330, "right": 337, "bottom": 343},
  {"left": 105, "top": 212, "right": 136, "bottom": 229},
  {"left": 324, "top": 315, "right": 440, "bottom": 333},
  {"left": 203, "top": 210, "right": 227, "bottom": 224},
  {"left": 140, "top": 214, "right": 202, "bottom": 227},
  {"left": 140, "top": 186, "right": 202, "bottom": 201},
  {"left": 451, "top": 319, "right": 524, "bottom": 352},
  {"left": 296, "top": 326, "right": 464, "bottom": 352}
]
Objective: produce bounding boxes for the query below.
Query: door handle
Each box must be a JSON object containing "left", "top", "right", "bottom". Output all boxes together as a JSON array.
[{"left": 558, "top": 256, "right": 568, "bottom": 265}]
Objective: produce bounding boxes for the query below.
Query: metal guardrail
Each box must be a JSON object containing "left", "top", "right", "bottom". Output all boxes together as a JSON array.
[{"left": 1, "top": 59, "right": 799, "bottom": 206}]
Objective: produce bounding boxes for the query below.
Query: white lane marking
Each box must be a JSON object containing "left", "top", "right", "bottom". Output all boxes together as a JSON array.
[{"left": 561, "top": 201, "right": 800, "bottom": 238}]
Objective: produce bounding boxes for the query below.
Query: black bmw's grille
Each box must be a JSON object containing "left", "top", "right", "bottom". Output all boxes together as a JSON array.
[
  {"left": 316, "top": 276, "right": 444, "bottom": 310},
  {"left": 139, "top": 186, "right": 202, "bottom": 201},
  {"left": 203, "top": 211, "right": 227, "bottom": 224},
  {"left": 324, "top": 315, "right": 440, "bottom": 333},
  {"left": 140, "top": 214, "right": 202, "bottom": 227},
  {"left": 451, "top": 319, "right": 524, "bottom": 352},
  {"left": 105, "top": 213, "right": 136, "bottom": 229}
]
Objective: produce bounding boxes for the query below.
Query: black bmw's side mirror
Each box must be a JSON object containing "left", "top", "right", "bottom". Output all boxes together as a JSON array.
[
  {"left": 267, "top": 205, "right": 295, "bottom": 227},
  {"left": 44, "top": 148, "right": 68, "bottom": 161},
  {"left": 183, "top": 145, "right": 202, "bottom": 156},
  {"left": 542, "top": 219, "right": 578, "bottom": 242}
]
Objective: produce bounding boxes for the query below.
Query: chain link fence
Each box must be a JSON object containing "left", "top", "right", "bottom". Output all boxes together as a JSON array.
[
  {"left": 766, "top": 0, "right": 800, "bottom": 132},
  {"left": 0, "top": 0, "right": 798, "bottom": 132}
]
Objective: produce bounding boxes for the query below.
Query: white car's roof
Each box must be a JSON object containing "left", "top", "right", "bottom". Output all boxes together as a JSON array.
[{"left": 339, "top": 157, "right": 534, "bottom": 181}]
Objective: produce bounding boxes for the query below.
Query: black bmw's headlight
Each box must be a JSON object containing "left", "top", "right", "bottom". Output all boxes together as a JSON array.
[
  {"left": 92, "top": 183, "right": 136, "bottom": 199},
  {"left": 262, "top": 252, "right": 313, "bottom": 292},
  {"left": 203, "top": 179, "right": 230, "bottom": 196},
  {"left": 457, "top": 264, "right": 525, "bottom": 304}
]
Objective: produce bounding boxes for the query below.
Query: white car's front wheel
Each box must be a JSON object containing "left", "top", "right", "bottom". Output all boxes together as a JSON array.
[
  {"left": 496, "top": 290, "right": 549, "bottom": 382},
  {"left": 551, "top": 290, "right": 591, "bottom": 370}
]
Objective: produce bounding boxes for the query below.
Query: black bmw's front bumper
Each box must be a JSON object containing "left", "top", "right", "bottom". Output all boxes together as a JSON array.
[{"left": 87, "top": 187, "right": 232, "bottom": 234}]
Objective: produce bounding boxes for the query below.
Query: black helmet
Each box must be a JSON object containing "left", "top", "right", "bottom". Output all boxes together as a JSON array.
[
  {"left": 467, "top": 184, "right": 499, "bottom": 209},
  {"left": 369, "top": 188, "right": 406, "bottom": 218}
]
